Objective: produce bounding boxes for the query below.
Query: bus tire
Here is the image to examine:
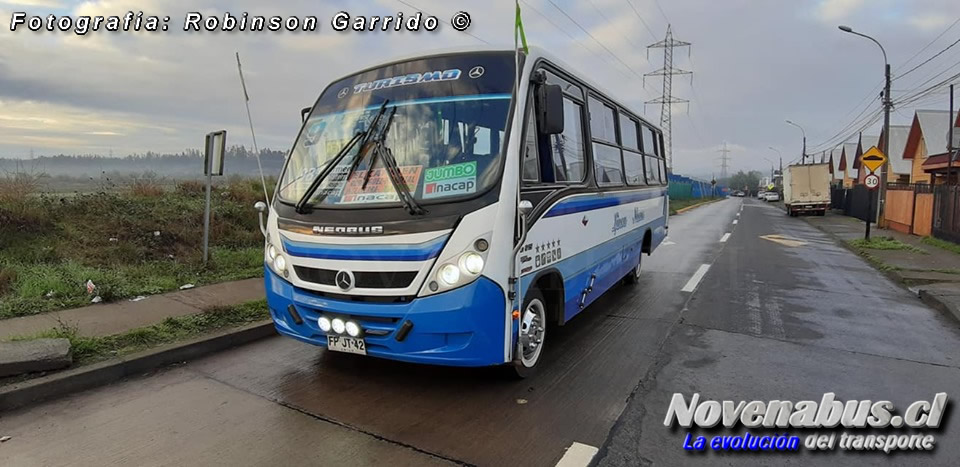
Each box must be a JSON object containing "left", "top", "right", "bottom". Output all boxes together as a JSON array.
[
  {"left": 508, "top": 288, "right": 548, "bottom": 378},
  {"left": 623, "top": 252, "right": 642, "bottom": 285}
]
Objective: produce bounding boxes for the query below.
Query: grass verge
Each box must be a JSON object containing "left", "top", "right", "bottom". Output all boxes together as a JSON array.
[
  {"left": 669, "top": 197, "right": 721, "bottom": 215},
  {"left": 849, "top": 236, "right": 926, "bottom": 253},
  {"left": 1, "top": 176, "right": 270, "bottom": 319},
  {"left": 10, "top": 300, "right": 269, "bottom": 366},
  {"left": 921, "top": 236, "right": 960, "bottom": 255}
]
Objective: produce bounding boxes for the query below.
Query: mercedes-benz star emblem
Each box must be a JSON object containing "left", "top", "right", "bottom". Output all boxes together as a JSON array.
[
  {"left": 468, "top": 66, "right": 485, "bottom": 79},
  {"left": 337, "top": 87, "right": 350, "bottom": 99},
  {"left": 335, "top": 270, "right": 354, "bottom": 291}
]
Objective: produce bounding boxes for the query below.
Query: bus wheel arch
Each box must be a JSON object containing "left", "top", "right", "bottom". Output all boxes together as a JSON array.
[
  {"left": 508, "top": 270, "right": 562, "bottom": 378},
  {"left": 641, "top": 229, "right": 653, "bottom": 254},
  {"left": 532, "top": 269, "right": 565, "bottom": 327}
]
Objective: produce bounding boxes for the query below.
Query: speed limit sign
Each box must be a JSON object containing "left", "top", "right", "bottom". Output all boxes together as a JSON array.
[{"left": 864, "top": 173, "right": 880, "bottom": 190}]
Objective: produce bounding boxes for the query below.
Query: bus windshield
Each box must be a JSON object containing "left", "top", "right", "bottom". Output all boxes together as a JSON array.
[{"left": 278, "top": 52, "right": 516, "bottom": 210}]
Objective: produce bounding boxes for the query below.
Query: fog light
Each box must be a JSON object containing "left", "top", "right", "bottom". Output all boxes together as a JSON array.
[
  {"left": 438, "top": 264, "right": 460, "bottom": 286},
  {"left": 318, "top": 316, "right": 332, "bottom": 332},
  {"left": 345, "top": 321, "right": 361, "bottom": 337},
  {"left": 331, "top": 318, "right": 346, "bottom": 334},
  {"left": 273, "top": 254, "right": 287, "bottom": 272},
  {"left": 460, "top": 252, "right": 484, "bottom": 275}
]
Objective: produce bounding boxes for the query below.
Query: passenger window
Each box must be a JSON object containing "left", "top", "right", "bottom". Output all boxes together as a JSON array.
[
  {"left": 593, "top": 143, "right": 624, "bottom": 186},
  {"left": 588, "top": 97, "right": 617, "bottom": 143},
  {"left": 522, "top": 95, "right": 540, "bottom": 182},
  {"left": 644, "top": 155, "right": 660, "bottom": 185},
  {"left": 619, "top": 115, "right": 639, "bottom": 151},
  {"left": 641, "top": 125, "right": 657, "bottom": 156},
  {"left": 550, "top": 98, "right": 586, "bottom": 183},
  {"left": 623, "top": 150, "right": 645, "bottom": 186}
]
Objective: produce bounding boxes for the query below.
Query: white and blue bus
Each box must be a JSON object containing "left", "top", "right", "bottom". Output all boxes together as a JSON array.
[{"left": 259, "top": 47, "right": 669, "bottom": 376}]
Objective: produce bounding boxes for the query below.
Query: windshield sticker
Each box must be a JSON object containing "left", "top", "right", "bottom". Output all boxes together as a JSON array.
[
  {"left": 341, "top": 165, "right": 422, "bottom": 204},
  {"left": 423, "top": 161, "right": 477, "bottom": 199},
  {"left": 353, "top": 69, "right": 461, "bottom": 94},
  {"left": 303, "top": 120, "right": 327, "bottom": 146}
]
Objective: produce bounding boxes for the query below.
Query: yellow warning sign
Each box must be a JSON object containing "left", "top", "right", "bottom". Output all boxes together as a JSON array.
[{"left": 860, "top": 146, "right": 887, "bottom": 173}]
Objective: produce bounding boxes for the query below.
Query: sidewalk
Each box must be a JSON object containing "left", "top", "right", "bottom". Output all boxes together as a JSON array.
[
  {"left": 0, "top": 278, "right": 265, "bottom": 341},
  {"left": 805, "top": 212, "right": 960, "bottom": 321}
]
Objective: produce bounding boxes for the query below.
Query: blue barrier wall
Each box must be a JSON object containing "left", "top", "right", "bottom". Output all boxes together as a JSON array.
[{"left": 668, "top": 174, "right": 725, "bottom": 200}]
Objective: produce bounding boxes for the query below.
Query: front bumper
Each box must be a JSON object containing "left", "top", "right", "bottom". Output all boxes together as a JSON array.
[{"left": 264, "top": 266, "right": 508, "bottom": 367}]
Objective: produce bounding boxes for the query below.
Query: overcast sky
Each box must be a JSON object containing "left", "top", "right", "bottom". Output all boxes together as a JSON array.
[{"left": 2, "top": 0, "right": 959, "bottom": 179}]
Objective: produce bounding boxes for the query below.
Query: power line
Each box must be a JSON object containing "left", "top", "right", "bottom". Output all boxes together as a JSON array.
[
  {"left": 587, "top": 0, "right": 646, "bottom": 51},
  {"left": 896, "top": 16, "right": 960, "bottom": 76},
  {"left": 543, "top": 0, "right": 650, "bottom": 84},
  {"left": 519, "top": 0, "right": 635, "bottom": 82},
  {"left": 623, "top": 0, "right": 659, "bottom": 41},
  {"left": 395, "top": 0, "right": 491, "bottom": 44},
  {"left": 896, "top": 36, "right": 960, "bottom": 82}
]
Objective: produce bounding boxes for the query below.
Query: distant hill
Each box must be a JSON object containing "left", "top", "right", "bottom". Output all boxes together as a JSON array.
[{"left": 0, "top": 146, "right": 287, "bottom": 179}]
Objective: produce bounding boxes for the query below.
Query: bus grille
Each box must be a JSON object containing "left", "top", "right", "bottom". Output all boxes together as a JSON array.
[{"left": 294, "top": 266, "right": 418, "bottom": 289}]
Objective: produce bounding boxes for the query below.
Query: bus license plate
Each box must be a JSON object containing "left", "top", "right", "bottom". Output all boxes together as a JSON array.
[{"left": 327, "top": 335, "right": 367, "bottom": 355}]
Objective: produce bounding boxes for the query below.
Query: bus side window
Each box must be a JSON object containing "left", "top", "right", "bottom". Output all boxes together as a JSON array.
[
  {"left": 522, "top": 94, "right": 540, "bottom": 182},
  {"left": 550, "top": 97, "right": 585, "bottom": 183}
]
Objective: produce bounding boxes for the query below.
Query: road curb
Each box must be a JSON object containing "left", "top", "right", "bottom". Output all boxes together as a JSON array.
[
  {"left": 918, "top": 289, "right": 960, "bottom": 323},
  {"left": 803, "top": 216, "right": 960, "bottom": 324},
  {"left": 674, "top": 197, "right": 724, "bottom": 214},
  {"left": 0, "top": 321, "right": 276, "bottom": 412}
]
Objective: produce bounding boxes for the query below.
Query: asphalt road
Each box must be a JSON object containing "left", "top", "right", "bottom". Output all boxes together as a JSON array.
[{"left": 3, "top": 197, "right": 959, "bottom": 466}]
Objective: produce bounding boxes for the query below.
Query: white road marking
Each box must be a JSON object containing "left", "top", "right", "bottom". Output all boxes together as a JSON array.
[
  {"left": 662, "top": 236, "right": 676, "bottom": 246},
  {"left": 555, "top": 442, "right": 599, "bottom": 467},
  {"left": 720, "top": 233, "right": 731, "bottom": 243},
  {"left": 732, "top": 219, "right": 738, "bottom": 225},
  {"left": 681, "top": 264, "right": 711, "bottom": 293}
]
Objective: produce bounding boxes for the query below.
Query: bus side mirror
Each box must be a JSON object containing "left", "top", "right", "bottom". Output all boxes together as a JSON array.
[
  {"left": 518, "top": 200, "right": 534, "bottom": 217},
  {"left": 301, "top": 107, "right": 311, "bottom": 122},
  {"left": 537, "top": 84, "right": 564, "bottom": 135}
]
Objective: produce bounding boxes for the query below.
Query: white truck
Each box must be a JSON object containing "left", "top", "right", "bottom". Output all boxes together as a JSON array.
[{"left": 783, "top": 163, "right": 831, "bottom": 217}]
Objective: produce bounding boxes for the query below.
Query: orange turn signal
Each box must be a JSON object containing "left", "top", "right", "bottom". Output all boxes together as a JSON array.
[{"left": 512, "top": 309, "right": 520, "bottom": 320}]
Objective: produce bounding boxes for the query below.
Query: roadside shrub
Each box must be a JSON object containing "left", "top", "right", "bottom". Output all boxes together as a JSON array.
[
  {"left": 175, "top": 179, "right": 206, "bottom": 196},
  {"left": 128, "top": 172, "right": 166, "bottom": 197},
  {"left": 0, "top": 267, "right": 17, "bottom": 295}
]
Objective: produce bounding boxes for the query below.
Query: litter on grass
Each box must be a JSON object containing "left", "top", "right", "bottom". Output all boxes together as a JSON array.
[{"left": 179, "top": 284, "right": 195, "bottom": 290}]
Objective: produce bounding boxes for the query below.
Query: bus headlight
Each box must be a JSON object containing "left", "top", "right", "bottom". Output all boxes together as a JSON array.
[
  {"left": 331, "top": 318, "right": 346, "bottom": 334},
  {"left": 438, "top": 264, "right": 461, "bottom": 286},
  {"left": 267, "top": 244, "right": 278, "bottom": 261},
  {"left": 460, "top": 252, "right": 484, "bottom": 275},
  {"left": 317, "top": 316, "right": 332, "bottom": 333},
  {"left": 273, "top": 254, "right": 287, "bottom": 273}
]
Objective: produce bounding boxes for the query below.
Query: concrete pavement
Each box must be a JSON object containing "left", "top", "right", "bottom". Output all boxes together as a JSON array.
[
  {"left": 0, "top": 278, "right": 265, "bottom": 341},
  {"left": 597, "top": 198, "right": 960, "bottom": 466}
]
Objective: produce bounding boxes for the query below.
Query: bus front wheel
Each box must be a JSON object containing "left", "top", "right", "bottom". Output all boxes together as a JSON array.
[
  {"left": 509, "top": 289, "right": 547, "bottom": 378},
  {"left": 624, "top": 252, "right": 642, "bottom": 285}
]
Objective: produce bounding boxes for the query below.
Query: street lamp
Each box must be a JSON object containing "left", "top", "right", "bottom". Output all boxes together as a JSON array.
[
  {"left": 769, "top": 146, "right": 783, "bottom": 175},
  {"left": 785, "top": 120, "right": 807, "bottom": 164},
  {"left": 839, "top": 24, "right": 892, "bottom": 229}
]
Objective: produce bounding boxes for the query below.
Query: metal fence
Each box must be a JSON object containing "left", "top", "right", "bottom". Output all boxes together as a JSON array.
[
  {"left": 831, "top": 185, "right": 877, "bottom": 222},
  {"left": 933, "top": 185, "right": 960, "bottom": 243}
]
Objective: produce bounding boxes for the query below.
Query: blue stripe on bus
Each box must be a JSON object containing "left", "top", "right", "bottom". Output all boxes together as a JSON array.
[
  {"left": 280, "top": 234, "right": 448, "bottom": 261},
  {"left": 543, "top": 188, "right": 667, "bottom": 218}
]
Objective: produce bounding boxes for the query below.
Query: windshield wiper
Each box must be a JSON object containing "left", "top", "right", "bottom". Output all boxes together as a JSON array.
[
  {"left": 295, "top": 101, "right": 390, "bottom": 213},
  {"left": 364, "top": 107, "right": 426, "bottom": 215}
]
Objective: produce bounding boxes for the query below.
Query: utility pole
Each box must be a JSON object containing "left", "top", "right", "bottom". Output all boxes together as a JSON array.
[
  {"left": 717, "top": 142, "right": 731, "bottom": 182},
  {"left": 949, "top": 84, "right": 955, "bottom": 186},
  {"left": 645, "top": 24, "right": 691, "bottom": 170}
]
